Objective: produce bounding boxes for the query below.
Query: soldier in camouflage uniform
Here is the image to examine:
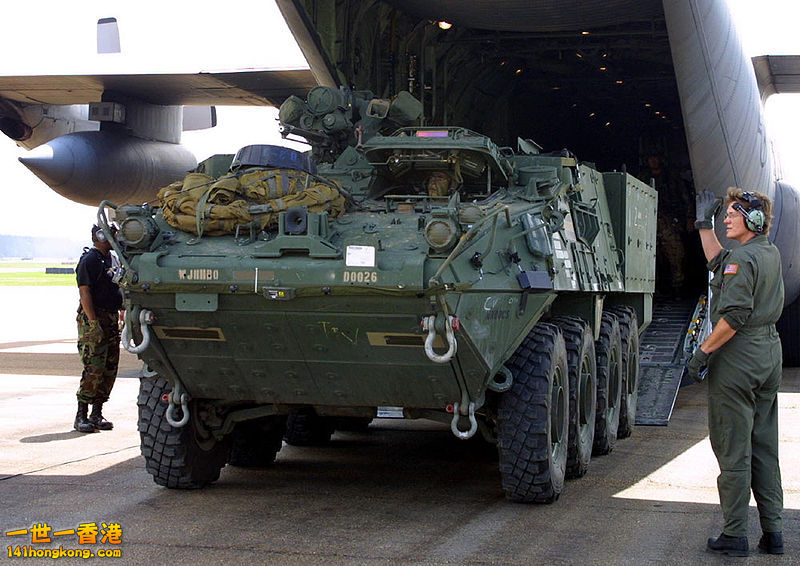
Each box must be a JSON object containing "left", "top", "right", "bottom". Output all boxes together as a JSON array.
[
  {"left": 74, "top": 225, "right": 123, "bottom": 433},
  {"left": 640, "top": 155, "right": 694, "bottom": 297}
]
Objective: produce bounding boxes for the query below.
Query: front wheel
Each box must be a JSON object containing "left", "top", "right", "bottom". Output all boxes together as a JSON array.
[
  {"left": 498, "top": 323, "right": 569, "bottom": 503},
  {"left": 137, "top": 376, "right": 230, "bottom": 489}
]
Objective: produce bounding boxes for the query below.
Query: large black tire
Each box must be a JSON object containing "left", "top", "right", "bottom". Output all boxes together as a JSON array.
[
  {"left": 283, "top": 408, "right": 334, "bottom": 446},
  {"left": 137, "top": 376, "right": 230, "bottom": 489},
  {"left": 228, "top": 416, "right": 286, "bottom": 468},
  {"left": 593, "top": 313, "right": 622, "bottom": 456},
  {"left": 608, "top": 306, "right": 640, "bottom": 438},
  {"left": 551, "top": 316, "right": 597, "bottom": 479},
  {"left": 498, "top": 323, "right": 569, "bottom": 503}
]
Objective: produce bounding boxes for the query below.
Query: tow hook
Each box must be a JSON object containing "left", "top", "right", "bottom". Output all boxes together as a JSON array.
[
  {"left": 165, "top": 380, "right": 190, "bottom": 428},
  {"left": 122, "top": 308, "right": 155, "bottom": 354},
  {"left": 421, "top": 314, "right": 459, "bottom": 363},
  {"left": 450, "top": 401, "right": 478, "bottom": 440}
]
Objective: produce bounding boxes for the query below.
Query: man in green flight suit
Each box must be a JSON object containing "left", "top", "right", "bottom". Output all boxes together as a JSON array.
[{"left": 688, "top": 187, "right": 784, "bottom": 556}]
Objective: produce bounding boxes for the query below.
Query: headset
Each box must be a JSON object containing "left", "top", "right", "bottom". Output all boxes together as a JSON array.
[
  {"left": 92, "top": 225, "right": 117, "bottom": 243},
  {"left": 731, "top": 191, "right": 766, "bottom": 234},
  {"left": 92, "top": 225, "right": 107, "bottom": 243}
]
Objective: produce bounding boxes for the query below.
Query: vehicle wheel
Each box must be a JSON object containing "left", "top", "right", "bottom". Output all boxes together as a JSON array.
[
  {"left": 593, "top": 312, "right": 622, "bottom": 455},
  {"left": 608, "top": 306, "right": 640, "bottom": 438},
  {"left": 283, "top": 408, "right": 334, "bottom": 446},
  {"left": 228, "top": 416, "right": 286, "bottom": 468},
  {"left": 498, "top": 323, "right": 569, "bottom": 503},
  {"left": 551, "top": 316, "right": 597, "bottom": 479},
  {"left": 137, "top": 376, "right": 230, "bottom": 489}
]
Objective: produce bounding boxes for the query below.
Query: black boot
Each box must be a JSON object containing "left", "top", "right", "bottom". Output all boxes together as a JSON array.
[
  {"left": 707, "top": 533, "right": 748, "bottom": 557},
  {"left": 74, "top": 402, "right": 96, "bottom": 433},
  {"left": 758, "top": 532, "right": 784, "bottom": 555},
  {"left": 89, "top": 402, "right": 113, "bottom": 430}
]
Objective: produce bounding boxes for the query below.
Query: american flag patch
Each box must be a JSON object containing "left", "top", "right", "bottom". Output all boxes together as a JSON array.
[{"left": 724, "top": 263, "right": 739, "bottom": 275}]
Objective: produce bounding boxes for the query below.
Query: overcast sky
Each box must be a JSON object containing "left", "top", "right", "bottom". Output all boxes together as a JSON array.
[{"left": 0, "top": 0, "right": 799, "bottom": 242}]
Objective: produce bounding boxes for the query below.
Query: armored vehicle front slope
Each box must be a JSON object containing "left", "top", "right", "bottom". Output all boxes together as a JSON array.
[{"left": 105, "top": 87, "right": 656, "bottom": 501}]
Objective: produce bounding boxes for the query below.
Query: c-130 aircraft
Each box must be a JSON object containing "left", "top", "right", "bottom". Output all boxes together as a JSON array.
[{"left": 0, "top": 0, "right": 798, "bottom": 373}]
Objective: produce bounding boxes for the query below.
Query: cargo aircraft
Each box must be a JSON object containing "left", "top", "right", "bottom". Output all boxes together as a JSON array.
[{"left": 1, "top": 0, "right": 798, "bottom": 366}]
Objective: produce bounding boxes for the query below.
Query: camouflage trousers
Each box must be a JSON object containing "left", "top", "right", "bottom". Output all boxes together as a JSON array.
[{"left": 76, "top": 310, "right": 120, "bottom": 404}]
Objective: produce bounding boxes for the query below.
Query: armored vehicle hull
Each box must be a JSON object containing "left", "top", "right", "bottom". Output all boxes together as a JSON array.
[{"left": 107, "top": 90, "right": 656, "bottom": 501}]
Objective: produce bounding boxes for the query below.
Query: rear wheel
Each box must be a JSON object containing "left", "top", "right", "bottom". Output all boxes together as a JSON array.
[
  {"left": 137, "top": 376, "right": 230, "bottom": 489},
  {"left": 593, "top": 313, "right": 622, "bottom": 455},
  {"left": 228, "top": 415, "right": 286, "bottom": 468},
  {"left": 283, "top": 407, "right": 335, "bottom": 446},
  {"left": 608, "top": 306, "right": 640, "bottom": 438},
  {"left": 498, "top": 323, "right": 569, "bottom": 503},
  {"left": 551, "top": 316, "right": 597, "bottom": 479}
]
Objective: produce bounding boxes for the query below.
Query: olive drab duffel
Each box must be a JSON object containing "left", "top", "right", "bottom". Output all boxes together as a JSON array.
[{"left": 157, "top": 168, "right": 346, "bottom": 237}]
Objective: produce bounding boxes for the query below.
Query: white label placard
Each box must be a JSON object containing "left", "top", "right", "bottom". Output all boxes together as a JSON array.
[{"left": 346, "top": 245, "right": 376, "bottom": 267}]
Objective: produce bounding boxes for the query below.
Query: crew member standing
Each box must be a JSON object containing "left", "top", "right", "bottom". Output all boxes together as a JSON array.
[
  {"left": 688, "top": 188, "right": 784, "bottom": 556},
  {"left": 74, "top": 225, "right": 123, "bottom": 433}
]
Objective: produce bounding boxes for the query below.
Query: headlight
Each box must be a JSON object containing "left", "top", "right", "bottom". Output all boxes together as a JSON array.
[
  {"left": 424, "top": 217, "right": 460, "bottom": 253},
  {"left": 119, "top": 216, "right": 159, "bottom": 249}
]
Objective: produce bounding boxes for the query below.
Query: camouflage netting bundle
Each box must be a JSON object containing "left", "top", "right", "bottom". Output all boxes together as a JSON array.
[{"left": 157, "top": 169, "right": 346, "bottom": 236}]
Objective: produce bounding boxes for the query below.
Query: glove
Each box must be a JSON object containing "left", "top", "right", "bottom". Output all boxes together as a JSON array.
[
  {"left": 695, "top": 190, "right": 723, "bottom": 230},
  {"left": 84, "top": 319, "right": 104, "bottom": 343},
  {"left": 687, "top": 348, "right": 710, "bottom": 382}
]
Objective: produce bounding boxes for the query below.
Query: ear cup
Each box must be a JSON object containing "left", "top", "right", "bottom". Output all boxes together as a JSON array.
[
  {"left": 745, "top": 209, "right": 766, "bottom": 233},
  {"left": 732, "top": 200, "right": 766, "bottom": 233},
  {"left": 96, "top": 230, "right": 107, "bottom": 243}
]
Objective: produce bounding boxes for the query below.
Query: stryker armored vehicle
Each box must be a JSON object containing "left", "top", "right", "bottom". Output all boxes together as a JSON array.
[{"left": 102, "top": 86, "right": 656, "bottom": 502}]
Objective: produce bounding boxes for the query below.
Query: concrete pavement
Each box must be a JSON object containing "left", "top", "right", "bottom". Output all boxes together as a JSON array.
[{"left": 1, "top": 286, "right": 798, "bottom": 564}]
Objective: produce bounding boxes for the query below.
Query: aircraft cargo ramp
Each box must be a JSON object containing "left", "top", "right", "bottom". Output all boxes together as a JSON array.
[{"left": 635, "top": 297, "right": 699, "bottom": 426}]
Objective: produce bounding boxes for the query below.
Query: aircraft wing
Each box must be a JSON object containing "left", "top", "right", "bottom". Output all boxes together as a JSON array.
[
  {"left": 0, "top": 4, "right": 319, "bottom": 208},
  {"left": 0, "top": 68, "right": 316, "bottom": 106},
  {"left": 0, "top": 67, "right": 318, "bottom": 206},
  {"left": 753, "top": 55, "right": 800, "bottom": 100}
]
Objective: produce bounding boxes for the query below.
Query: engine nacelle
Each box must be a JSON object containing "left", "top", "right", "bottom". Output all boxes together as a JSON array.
[{"left": 19, "top": 130, "right": 196, "bottom": 206}]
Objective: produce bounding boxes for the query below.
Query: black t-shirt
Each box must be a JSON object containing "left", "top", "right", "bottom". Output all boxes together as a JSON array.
[{"left": 76, "top": 248, "right": 123, "bottom": 312}]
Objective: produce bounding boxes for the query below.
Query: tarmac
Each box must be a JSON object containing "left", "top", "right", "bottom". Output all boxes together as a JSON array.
[{"left": 0, "top": 286, "right": 798, "bottom": 565}]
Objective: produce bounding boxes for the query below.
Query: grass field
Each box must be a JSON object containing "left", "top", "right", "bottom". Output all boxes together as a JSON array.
[
  {"left": 0, "top": 262, "right": 75, "bottom": 269},
  {"left": 0, "top": 262, "right": 77, "bottom": 286},
  {"left": 0, "top": 272, "right": 75, "bottom": 286}
]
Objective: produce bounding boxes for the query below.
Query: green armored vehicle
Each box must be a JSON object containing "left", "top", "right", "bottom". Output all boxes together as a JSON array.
[{"left": 102, "top": 86, "right": 656, "bottom": 502}]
